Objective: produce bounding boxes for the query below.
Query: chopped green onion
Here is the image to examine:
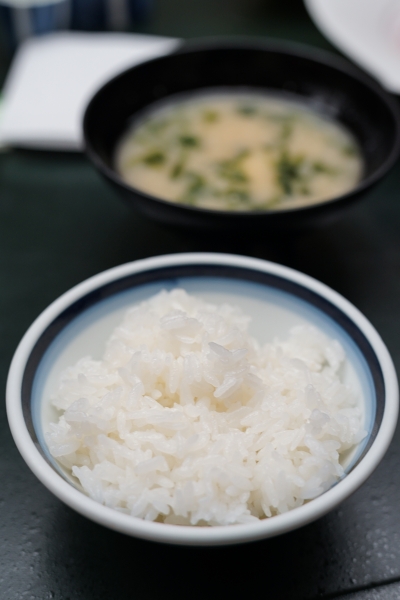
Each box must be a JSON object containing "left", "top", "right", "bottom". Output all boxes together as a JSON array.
[
  {"left": 142, "top": 151, "right": 166, "bottom": 166},
  {"left": 312, "top": 162, "right": 337, "bottom": 175},
  {"left": 203, "top": 110, "right": 219, "bottom": 123},
  {"left": 276, "top": 152, "right": 304, "bottom": 195},
  {"left": 237, "top": 105, "right": 257, "bottom": 116},
  {"left": 178, "top": 135, "right": 200, "bottom": 148}
]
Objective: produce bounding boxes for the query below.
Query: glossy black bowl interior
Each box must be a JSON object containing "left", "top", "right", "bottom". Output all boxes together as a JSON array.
[{"left": 83, "top": 39, "right": 400, "bottom": 229}]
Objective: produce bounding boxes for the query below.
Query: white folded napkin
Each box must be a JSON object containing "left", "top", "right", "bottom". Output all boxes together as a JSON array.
[{"left": 0, "top": 32, "right": 179, "bottom": 150}]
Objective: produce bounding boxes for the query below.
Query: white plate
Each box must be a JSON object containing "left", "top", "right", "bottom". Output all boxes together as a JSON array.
[{"left": 304, "top": 0, "right": 400, "bottom": 94}]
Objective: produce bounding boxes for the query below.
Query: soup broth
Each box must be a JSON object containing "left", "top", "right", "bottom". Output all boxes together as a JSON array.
[{"left": 115, "top": 92, "right": 363, "bottom": 211}]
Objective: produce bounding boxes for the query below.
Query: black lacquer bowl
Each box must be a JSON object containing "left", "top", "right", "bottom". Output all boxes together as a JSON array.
[{"left": 83, "top": 39, "right": 400, "bottom": 230}]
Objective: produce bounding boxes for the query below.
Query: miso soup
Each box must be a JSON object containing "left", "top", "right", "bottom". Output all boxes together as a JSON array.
[{"left": 115, "top": 92, "right": 363, "bottom": 211}]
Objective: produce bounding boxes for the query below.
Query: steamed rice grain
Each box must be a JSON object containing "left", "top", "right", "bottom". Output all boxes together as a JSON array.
[{"left": 46, "top": 289, "right": 365, "bottom": 526}]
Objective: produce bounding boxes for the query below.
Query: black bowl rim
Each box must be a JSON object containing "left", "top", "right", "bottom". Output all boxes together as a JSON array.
[{"left": 83, "top": 36, "right": 400, "bottom": 219}]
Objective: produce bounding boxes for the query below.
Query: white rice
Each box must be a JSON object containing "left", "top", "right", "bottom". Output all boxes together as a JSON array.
[{"left": 46, "top": 289, "right": 366, "bottom": 526}]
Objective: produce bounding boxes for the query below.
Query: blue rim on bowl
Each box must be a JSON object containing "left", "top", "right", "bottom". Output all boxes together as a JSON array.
[{"left": 6, "top": 253, "right": 399, "bottom": 545}]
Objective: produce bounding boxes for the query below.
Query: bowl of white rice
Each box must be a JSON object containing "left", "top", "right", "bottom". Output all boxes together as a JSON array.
[{"left": 6, "top": 253, "right": 398, "bottom": 545}]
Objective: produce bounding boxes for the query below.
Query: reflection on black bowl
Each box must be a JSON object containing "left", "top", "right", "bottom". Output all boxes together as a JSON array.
[{"left": 83, "top": 38, "right": 400, "bottom": 230}]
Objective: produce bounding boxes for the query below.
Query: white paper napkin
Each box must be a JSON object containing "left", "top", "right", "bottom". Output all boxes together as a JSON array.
[{"left": 0, "top": 32, "right": 179, "bottom": 150}]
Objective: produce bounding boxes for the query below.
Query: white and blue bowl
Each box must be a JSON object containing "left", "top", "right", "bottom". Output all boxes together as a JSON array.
[
  {"left": 0, "top": 0, "right": 153, "bottom": 51},
  {"left": 6, "top": 253, "right": 399, "bottom": 545}
]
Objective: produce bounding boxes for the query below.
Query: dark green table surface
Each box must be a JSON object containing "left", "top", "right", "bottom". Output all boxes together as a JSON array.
[{"left": 1, "top": 1, "right": 400, "bottom": 598}]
